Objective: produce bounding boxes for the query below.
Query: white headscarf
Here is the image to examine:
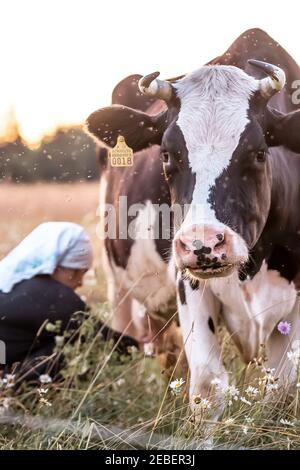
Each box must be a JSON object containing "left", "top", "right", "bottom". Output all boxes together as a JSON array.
[{"left": 0, "top": 222, "right": 93, "bottom": 293}]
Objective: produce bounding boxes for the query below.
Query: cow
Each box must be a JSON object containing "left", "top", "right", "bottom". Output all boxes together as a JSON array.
[{"left": 86, "top": 28, "right": 300, "bottom": 418}]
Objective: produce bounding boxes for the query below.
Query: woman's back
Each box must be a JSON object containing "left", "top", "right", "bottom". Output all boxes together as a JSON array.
[{"left": 0, "top": 275, "right": 85, "bottom": 364}]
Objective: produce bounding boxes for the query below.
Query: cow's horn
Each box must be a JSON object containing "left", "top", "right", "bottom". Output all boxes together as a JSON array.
[
  {"left": 248, "top": 59, "right": 286, "bottom": 99},
  {"left": 138, "top": 72, "right": 174, "bottom": 102}
]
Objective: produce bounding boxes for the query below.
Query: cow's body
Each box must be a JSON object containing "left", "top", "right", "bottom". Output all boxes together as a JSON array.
[{"left": 89, "top": 28, "right": 300, "bottom": 414}]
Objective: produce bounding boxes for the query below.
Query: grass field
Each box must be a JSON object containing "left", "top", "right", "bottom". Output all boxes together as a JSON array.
[{"left": 1, "top": 183, "right": 300, "bottom": 450}]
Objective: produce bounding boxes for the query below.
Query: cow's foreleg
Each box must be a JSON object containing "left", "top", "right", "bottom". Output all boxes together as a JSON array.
[
  {"left": 110, "top": 284, "right": 136, "bottom": 338},
  {"left": 177, "top": 277, "right": 228, "bottom": 421},
  {"left": 102, "top": 250, "right": 136, "bottom": 338},
  {"left": 111, "top": 286, "right": 170, "bottom": 345}
]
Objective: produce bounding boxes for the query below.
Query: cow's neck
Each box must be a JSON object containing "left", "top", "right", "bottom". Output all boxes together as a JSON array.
[
  {"left": 269, "top": 149, "right": 300, "bottom": 236},
  {"left": 245, "top": 149, "right": 300, "bottom": 280}
]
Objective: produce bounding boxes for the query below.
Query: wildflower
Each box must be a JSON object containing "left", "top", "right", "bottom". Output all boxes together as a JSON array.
[
  {"left": 45, "top": 322, "right": 57, "bottom": 332},
  {"left": 55, "top": 335, "right": 65, "bottom": 347},
  {"left": 39, "top": 374, "right": 52, "bottom": 384},
  {"left": 245, "top": 416, "right": 254, "bottom": 424},
  {"left": 169, "top": 378, "right": 185, "bottom": 395},
  {"left": 39, "top": 397, "right": 52, "bottom": 407},
  {"left": 200, "top": 398, "right": 212, "bottom": 410},
  {"left": 242, "top": 426, "right": 248, "bottom": 435},
  {"left": 266, "top": 383, "right": 279, "bottom": 392},
  {"left": 259, "top": 366, "right": 279, "bottom": 389},
  {"left": 224, "top": 418, "right": 234, "bottom": 425},
  {"left": 245, "top": 386, "right": 259, "bottom": 397},
  {"left": 287, "top": 349, "right": 300, "bottom": 367},
  {"left": 261, "top": 367, "right": 276, "bottom": 376},
  {"left": 222, "top": 385, "right": 240, "bottom": 399},
  {"left": 280, "top": 418, "right": 294, "bottom": 427},
  {"left": 115, "top": 378, "right": 125, "bottom": 387},
  {"left": 240, "top": 396, "right": 251, "bottom": 406},
  {"left": 143, "top": 342, "right": 155, "bottom": 358},
  {"left": 226, "top": 385, "right": 240, "bottom": 396},
  {"left": 210, "top": 377, "right": 222, "bottom": 387},
  {"left": 3, "top": 374, "right": 15, "bottom": 388},
  {"left": 1, "top": 398, "right": 11, "bottom": 409},
  {"left": 277, "top": 321, "right": 291, "bottom": 335},
  {"left": 222, "top": 385, "right": 239, "bottom": 406},
  {"left": 127, "top": 345, "right": 138, "bottom": 354},
  {"left": 193, "top": 395, "right": 212, "bottom": 410},
  {"left": 0, "top": 397, "right": 11, "bottom": 416},
  {"left": 37, "top": 387, "right": 48, "bottom": 395},
  {"left": 296, "top": 383, "right": 300, "bottom": 389},
  {"left": 45, "top": 320, "right": 62, "bottom": 333}
]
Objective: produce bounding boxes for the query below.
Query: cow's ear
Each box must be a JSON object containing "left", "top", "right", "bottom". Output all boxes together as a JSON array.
[
  {"left": 265, "top": 106, "right": 300, "bottom": 153},
  {"left": 86, "top": 105, "right": 167, "bottom": 152}
]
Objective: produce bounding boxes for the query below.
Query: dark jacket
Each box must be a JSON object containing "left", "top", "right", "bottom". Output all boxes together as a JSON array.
[
  {"left": 0, "top": 275, "right": 138, "bottom": 379},
  {"left": 0, "top": 275, "right": 86, "bottom": 364}
]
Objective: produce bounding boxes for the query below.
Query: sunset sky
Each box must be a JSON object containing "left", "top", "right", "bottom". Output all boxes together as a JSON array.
[{"left": 1, "top": 0, "right": 300, "bottom": 144}]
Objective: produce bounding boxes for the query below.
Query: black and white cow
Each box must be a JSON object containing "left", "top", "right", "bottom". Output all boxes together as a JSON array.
[{"left": 86, "top": 28, "right": 300, "bottom": 413}]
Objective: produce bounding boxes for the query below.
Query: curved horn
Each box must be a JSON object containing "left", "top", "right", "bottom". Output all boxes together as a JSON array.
[
  {"left": 138, "top": 71, "right": 174, "bottom": 102},
  {"left": 248, "top": 59, "right": 286, "bottom": 99}
]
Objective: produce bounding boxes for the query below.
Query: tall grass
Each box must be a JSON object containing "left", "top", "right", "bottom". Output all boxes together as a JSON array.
[
  {"left": 1, "top": 304, "right": 300, "bottom": 450},
  {"left": 1, "top": 183, "right": 300, "bottom": 449}
]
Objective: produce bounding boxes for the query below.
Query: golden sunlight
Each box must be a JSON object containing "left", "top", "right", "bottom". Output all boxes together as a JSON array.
[{"left": 1, "top": 0, "right": 300, "bottom": 145}]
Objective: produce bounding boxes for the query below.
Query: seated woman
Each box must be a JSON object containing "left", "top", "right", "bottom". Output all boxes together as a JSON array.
[{"left": 0, "top": 222, "right": 138, "bottom": 382}]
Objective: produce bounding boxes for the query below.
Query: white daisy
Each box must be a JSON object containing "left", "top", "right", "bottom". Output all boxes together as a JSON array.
[
  {"left": 280, "top": 418, "right": 295, "bottom": 427},
  {"left": 169, "top": 378, "right": 185, "bottom": 395},
  {"left": 245, "top": 385, "right": 259, "bottom": 397},
  {"left": 39, "top": 374, "right": 52, "bottom": 384}
]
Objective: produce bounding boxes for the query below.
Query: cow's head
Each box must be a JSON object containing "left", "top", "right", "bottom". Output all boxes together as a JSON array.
[{"left": 87, "top": 61, "right": 300, "bottom": 280}]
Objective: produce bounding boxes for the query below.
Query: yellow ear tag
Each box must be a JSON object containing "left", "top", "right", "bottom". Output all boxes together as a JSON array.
[{"left": 109, "top": 135, "right": 134, "bottom": 167}]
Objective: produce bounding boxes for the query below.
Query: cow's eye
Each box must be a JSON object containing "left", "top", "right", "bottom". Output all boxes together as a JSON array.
[
  {"left": 256, "top": 149, "right": 267, "bottom": 162},
  {"left": 161, "top": 151, "right": 170, "bottom": 163}
]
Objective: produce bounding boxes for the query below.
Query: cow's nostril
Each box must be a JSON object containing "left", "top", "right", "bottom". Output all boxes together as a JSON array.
[
  {"left": 192, "top": 239, "right": 203, "bottom": 250},
  {"left": 215, "top": 233, "right": 225, "bottom": 249}
]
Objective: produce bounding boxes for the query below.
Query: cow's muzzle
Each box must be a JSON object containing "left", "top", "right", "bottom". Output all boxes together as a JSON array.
[{"left": 173, "top": 224, "right": 248, "bottom": 280}]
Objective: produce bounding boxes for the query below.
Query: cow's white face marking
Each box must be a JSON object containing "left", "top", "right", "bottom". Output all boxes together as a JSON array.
[{"left": 174, "top": 66, "right": 258, "bottom": 228}]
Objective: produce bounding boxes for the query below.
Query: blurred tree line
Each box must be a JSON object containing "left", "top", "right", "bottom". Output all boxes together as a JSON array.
[{"left": 0, "top": 118, "right": 99, "bottom": 183}]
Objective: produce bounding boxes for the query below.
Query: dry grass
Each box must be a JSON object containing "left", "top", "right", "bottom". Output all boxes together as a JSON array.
[{"left": 0, "top": 182, "right": 99, "bottom": 255}]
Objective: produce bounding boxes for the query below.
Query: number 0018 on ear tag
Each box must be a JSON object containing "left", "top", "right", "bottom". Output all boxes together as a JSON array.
[{"left": 109, "top": 135, "right": 133, "bottom": 167}]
